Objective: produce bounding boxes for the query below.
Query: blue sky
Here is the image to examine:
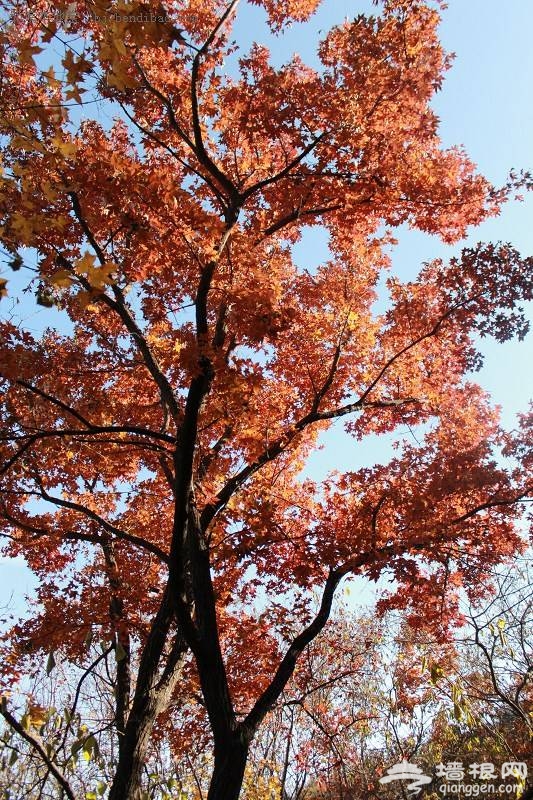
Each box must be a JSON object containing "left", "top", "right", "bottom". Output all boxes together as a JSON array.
[{"left": 2, "top": 0, "right": 533, "bottom": 611}]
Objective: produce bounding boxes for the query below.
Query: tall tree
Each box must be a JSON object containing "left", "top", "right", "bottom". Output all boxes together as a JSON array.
[{"left": 0, "top": 1, "right": 532, "bottom": 798}]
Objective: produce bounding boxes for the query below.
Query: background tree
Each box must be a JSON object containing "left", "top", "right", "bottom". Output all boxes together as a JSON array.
[{"left": 0, "top": 1, "right": 533, "bottom": 798}]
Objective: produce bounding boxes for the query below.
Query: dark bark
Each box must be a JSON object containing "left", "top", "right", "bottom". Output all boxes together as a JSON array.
[
  {"left": 100, "top": 537, "right": 131, "bottom": 756},
  {"left": 201, "top": 572, "right": 344, "bottom": 800},
  {"left": 207, "top": 737, "right": 250, "bottom": 800},
  {"left": 108, "top": 654, "right": 185, "bottom": 800},
  {"left": 108, "top": 595, "right": 187, "bottom": 800},
  {"left": 244, "top": 569, "right": 343, "bottom": 734},
  {"left": 108, "top": 697, "right": 159, "bottom": 800}
]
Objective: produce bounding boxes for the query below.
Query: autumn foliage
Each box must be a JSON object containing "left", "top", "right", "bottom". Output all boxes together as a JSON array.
[{"left": 0, "top": 0, "right": 532, "bottom": 798}]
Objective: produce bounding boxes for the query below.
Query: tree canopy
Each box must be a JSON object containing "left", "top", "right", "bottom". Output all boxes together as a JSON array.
[{"left": 0, "top": 1, "right": 532, "bottom": 798}]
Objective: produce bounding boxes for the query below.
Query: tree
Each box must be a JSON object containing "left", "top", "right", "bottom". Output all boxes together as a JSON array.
[{"left": 0, "top": 0, "right": 532, "bottom": 798}]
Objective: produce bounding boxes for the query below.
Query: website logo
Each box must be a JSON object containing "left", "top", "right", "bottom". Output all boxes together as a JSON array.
[{"left": 379, "top": 760, "right": 432, "bottom": 795}]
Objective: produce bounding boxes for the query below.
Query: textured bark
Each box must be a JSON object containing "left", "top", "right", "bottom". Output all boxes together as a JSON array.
[
  {"left": 207, "top": 738, "right": 249, "bottom": 800},
  {"left": 108, "top": 666, "right": 184, "bottom": 800},
  {"left": 108, "top": 602, "right": 186, "bottom": 800}
]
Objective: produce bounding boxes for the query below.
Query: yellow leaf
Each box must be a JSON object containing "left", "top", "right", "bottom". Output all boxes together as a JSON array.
[
  {"left": 51, "top": 137, "right": 78, "bottom": 160},
  {"left": 42, "top": 181, "right": 59, "bottom": 201},
  {"left": 50, "top": 215, "right": 69, "bottom": 231},
  {"left": 28, "top": 703, "right": 47, "bottom": 728},
  {"left": 10, "top": 213, "right": 34, "bottom": 244},
  {"left": 65, "top": 85, "right": 85, "bottom": 104},
  {"left": 76, "top": 290, "right": 92, "bottom": 308},
  {"left": 107, "top": 69, "right": 137, "bottom": 90},
  {"left": 112, "top": 35, "right": 129, "bottom": 57},
  {"left": 11, "top": 163, "right": 28, "bottom": 177},
  {"left": 62, "top": 50, "right": 94, "bottom": 85},
  {"left": 85, "top": 261, "right": 116, "bottom": 290},
  {"left": 50, "top": 269, "right": 75, "bottom": 289},
  {"left": 76, "top": 290, "right": 99, "bottom": 310},
  {"left": 346, "top": 310, "right": 359, "bottom": 330},
  {"left": 10, "top": 135, "right": 46, "bottom": 154},
  {"left": 74, "top": 252, "right": 97, "bottom": 276}
]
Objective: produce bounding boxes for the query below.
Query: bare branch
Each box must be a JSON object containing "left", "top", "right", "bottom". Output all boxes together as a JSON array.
[{"left": 0, "top": 706, "right": 76, "bottom": 800}]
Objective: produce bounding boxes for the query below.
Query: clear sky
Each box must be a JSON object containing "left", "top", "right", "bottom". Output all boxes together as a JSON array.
[{"left": 2, "top": 1, "right": 533, "bottom": 611}]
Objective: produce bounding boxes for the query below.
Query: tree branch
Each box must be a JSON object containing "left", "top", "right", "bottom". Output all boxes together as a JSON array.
[
  {"left": 190, "top": 0, "right": 242, "bottom": 204},
  {"left": 66, "top": 194, "right": 181, "bottom": 421},
  {"left": 256, "top": 202, "right": 344, "bottom": 243},
  {"left": 117, "top": 99, "right": 226, "bottom": 210},
  {"left": 242, "top": 132, "right": 326, "bottom": 200},
  {"left": 200, "top": 290, "right": 495, "bottom": 530},
  {"left": 9, "top": 379, "right": 175, "bottom": 443},
  {"left": 14, "top": 378, "right": 93, "bottom": 427},
  {"left": 31, "top": 483, "right": 169, "bottom": 563},
  {"left": 242, "top": 569, "right": 343, "bottom": 735},
  {"left": 0, "top": 705, "right": 76, "bottom": 800},
  {"left": 199, "top": 397, "right": 417, "bottom": 531}
]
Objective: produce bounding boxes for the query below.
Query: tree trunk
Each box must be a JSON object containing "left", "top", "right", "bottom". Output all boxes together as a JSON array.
[
  {"left": 108, "top": 694, "right": 159, "bottom": 800},
  {"left": 207, "top": 739, "right": 249, "bottom": 800},
  {"left": 108, "top": 633, "right": 186, "bottom": 800}
]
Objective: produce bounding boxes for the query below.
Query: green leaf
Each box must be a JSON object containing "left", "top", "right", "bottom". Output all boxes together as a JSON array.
[
  {"left": 83, "top": 735, "right": 95, "bottom": 754},
  {"left": 82, "top": 734, "right": 99, "bottom": 763},
  {"left": 430, "top": 663, "right": 444, "bottom": 684},
  {"left": 46, "top": 651, "right": 56, "bottom": 676}
]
